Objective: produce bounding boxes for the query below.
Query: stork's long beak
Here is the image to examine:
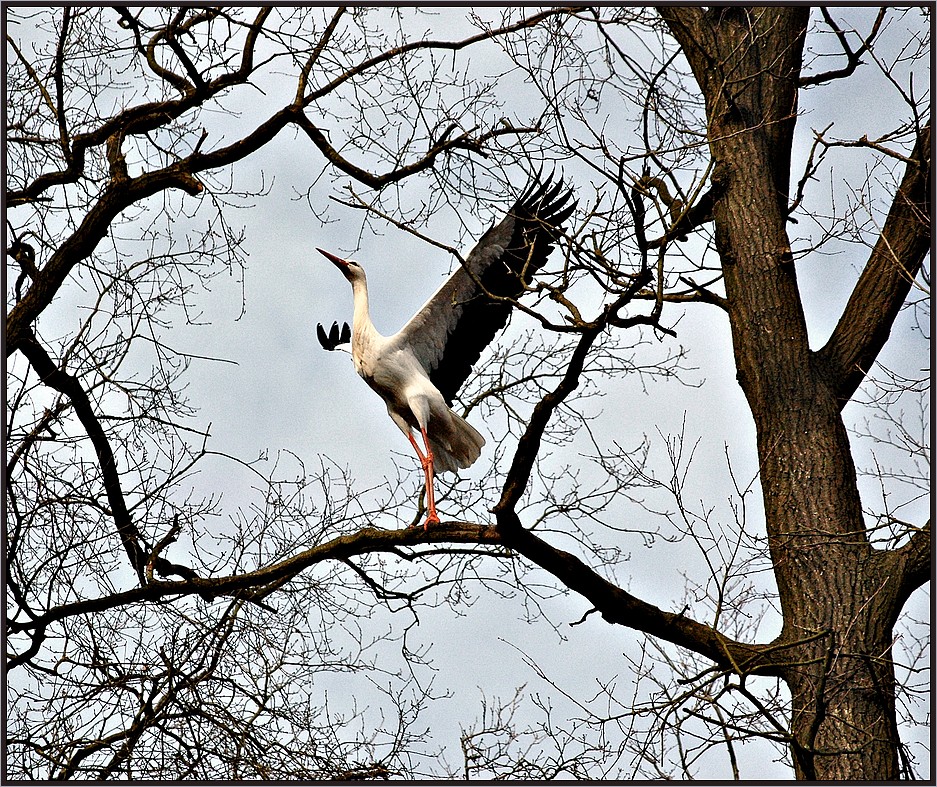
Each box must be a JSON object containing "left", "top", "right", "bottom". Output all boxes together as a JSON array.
[{"left": 316, "top": 247, "right": 349, "bottom": 269}]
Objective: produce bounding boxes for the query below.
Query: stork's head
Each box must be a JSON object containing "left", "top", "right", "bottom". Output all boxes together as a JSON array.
[{"left": 317, "top": 248, "right": 366, "bottom": 285}]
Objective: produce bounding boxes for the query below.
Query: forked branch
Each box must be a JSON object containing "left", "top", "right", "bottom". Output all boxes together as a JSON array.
[{"left": 816, "top": 120, "right": 931, "bottom": 408}]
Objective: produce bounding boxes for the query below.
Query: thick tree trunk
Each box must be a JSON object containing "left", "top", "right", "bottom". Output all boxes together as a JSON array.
[
  {"left": 781, "top": 570, "right": 902, "bottom": 779},
  {"left": 658, "top": 7, "right": 925, "bottom": 779},
  {"left": 715, "top": 130, "right": 902, "bottom": 782}
]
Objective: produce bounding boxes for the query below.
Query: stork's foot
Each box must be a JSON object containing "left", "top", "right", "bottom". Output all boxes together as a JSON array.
[{"left": 423, "top": 512, "right": 440, "bottom": 530}]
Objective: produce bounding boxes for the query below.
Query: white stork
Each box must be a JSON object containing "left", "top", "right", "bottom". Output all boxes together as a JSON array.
[{"left": 317, "top": 175, "right": 575, "bottom": 528}]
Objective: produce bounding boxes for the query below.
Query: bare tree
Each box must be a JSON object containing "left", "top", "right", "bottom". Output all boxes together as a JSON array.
[{"left": 5, "top": 6, "right": 929, "bottom": 781}]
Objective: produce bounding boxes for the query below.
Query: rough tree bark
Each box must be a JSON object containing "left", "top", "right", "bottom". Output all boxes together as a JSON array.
[{"left": 659, "top": 7, "right": 930, "bottom": 779}]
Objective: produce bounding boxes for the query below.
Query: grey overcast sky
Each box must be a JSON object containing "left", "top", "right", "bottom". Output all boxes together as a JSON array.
[{"left": 11, "top": 5, "right": 929, "bottom": 778}]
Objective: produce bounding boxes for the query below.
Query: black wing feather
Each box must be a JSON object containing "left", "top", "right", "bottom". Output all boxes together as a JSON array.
[
  {"left": 317, "top": 320, "right": 351, "bottom": 351},
  {"left": 428, "top": 174, "right": 576, "bottom": 403}
]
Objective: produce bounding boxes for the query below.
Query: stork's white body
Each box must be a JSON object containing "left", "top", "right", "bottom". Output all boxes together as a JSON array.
[{"left": 345, "top": 270, "right": 485, "bottom": 476}]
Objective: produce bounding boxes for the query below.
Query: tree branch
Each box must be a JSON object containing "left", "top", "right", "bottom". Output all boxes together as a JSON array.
[
  {"left": 5, "top": 522, "right": 503, "bottom": 638},
  {"left": 297, "top": 8, "right": 581, "bottom": 107},
  {"left": 501, "top": 525, "right": 779, "bottom": 676},
  {"left": 15, "top": 328, "right": 148, "bottom": 582},
  {"left": 6, "top": 166, "right": 203, "bottom": 356},
  {"left": 6, "top": 514, "right": 784, "bottom": 680},
  {"left": 6, "top": 8, "right": 272, "bottom": 207},
  {"left": 815, "top": 121, "right": 930, "bottom": 408},
  {"left": 799, "top": 8, "right": 886, "bottom": 88},
  {"left": 293, "top": 114, "right": 534, "bottom": 191},
  {"left": 889, "top": 519, "right": 931, "bottom": 616}
]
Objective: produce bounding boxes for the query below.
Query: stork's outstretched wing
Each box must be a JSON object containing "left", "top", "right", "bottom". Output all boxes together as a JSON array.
[{"left": 398, "top": 175, "right": 576, "bottom": 404}]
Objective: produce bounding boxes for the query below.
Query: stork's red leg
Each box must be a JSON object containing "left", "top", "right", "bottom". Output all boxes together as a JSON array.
[{"left": 406, "top": 430, "right": 439, "bottom": 529}]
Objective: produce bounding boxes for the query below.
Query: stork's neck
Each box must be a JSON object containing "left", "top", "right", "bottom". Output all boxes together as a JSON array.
[{"left": 349, "top": 276, "right": 380, "bottom": 341}]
